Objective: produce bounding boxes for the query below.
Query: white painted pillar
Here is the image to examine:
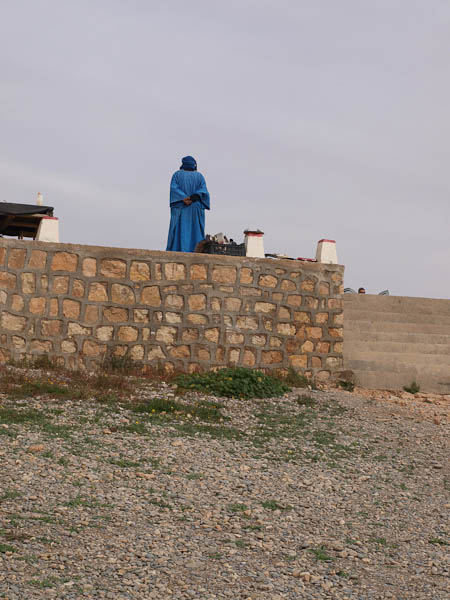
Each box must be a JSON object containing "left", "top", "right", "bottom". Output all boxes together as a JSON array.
[
  {"left": 36, "top": 216, "right": 60, "bottom": 242},
  {"left": 244, "top": 229, "right": 265, "bottom": 258},
  {"left": 316, "top": 239, "right": 338, "bottom": 264}
]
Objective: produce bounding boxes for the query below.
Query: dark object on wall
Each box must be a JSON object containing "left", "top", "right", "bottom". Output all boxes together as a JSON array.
[
  {"left": 0, "top": 202, "right": 54, "bottom": 238},
  {"left": 203, "top": 240, "right": 246, "bottom": 256}
]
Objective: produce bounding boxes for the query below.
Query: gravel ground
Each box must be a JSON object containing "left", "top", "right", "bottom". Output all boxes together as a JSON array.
[{"left": 0, "top": 370, "right": 449, "bottom": 600}]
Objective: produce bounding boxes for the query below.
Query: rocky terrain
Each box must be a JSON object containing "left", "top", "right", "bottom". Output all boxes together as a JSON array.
[{"left": 0, "top": 367, "right": 449, "bottom": 599}]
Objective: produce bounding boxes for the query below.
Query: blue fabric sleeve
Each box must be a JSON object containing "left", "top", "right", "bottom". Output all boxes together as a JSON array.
[{"left": 170, "top": 173, "right": 188, "bottom": 207}]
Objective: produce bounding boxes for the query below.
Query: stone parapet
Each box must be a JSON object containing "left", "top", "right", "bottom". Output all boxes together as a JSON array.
[{"left": 0, "top": 239, "right": 344, "bottom": 380}]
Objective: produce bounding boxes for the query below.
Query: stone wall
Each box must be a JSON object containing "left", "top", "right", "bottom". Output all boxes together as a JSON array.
[{"left": 0, "top": 239, "right": 344, "bottom": 381}]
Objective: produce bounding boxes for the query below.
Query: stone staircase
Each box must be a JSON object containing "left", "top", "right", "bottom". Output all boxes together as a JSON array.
[{"left": 343, "top": 294, "right": 450, "bottom": 394}]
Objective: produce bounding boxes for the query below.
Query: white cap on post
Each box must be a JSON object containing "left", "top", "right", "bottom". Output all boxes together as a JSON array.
[
  {"left": 316, "top": 239, "right": 338, "bottom": 264},
  {"left": 244, "top": 229, "right": 265, "bottom": 258},
  {"left": 37, "top": 192, "right": 43, "bottom": 206}
]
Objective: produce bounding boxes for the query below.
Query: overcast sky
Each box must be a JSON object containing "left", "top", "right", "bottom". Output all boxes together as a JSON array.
[{"left": 1, "top": 0, "right": 449, "bottom": 298}]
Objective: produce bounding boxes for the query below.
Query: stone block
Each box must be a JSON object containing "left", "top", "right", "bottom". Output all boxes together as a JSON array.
[
  {"left": 12, "top": 336, "right": 26, "bottom": 350},
  {"left": 134, "top": 309, "right": 149, "bottom": 322},
  {"left": 224, "top": 297, "right": 242, "bottom": 311},
  {"left": 51, "top": 252, "right": 78, "bottom": 272},
  {"left": 215, "top": 346, "right": 225, "bottom": 362},
  {"left": 29, "top": 297, "right": 46, "bottom": 315},
  {"left": 0, "top": 290, "right": 6, "bottom": 303},
  {"left": 226, "top": 331, "right": 244, "bottom": 344},
  {"left": 72, "top": 279, "right": 85, "bottom": 298},
  {"left": 11, "top": 295, "right": 24, "bottom": 312},
  {"left": 316, "top": 370, "right": 331, "bottom": 382},
  {"left": 281, "top": 279, "right": 296, "bottom": 291},
  {"left": 187, "top": 313, "right": 208, "bottom": 325},
  {"left": 165, "top": 294, "right": 184, "bottom": 310},
  {"left": 211, "top": 298, "right": 221, "bottom": 311},
  {"left": 239, "top": 287, "right": 262, "bottom": 296},
  {"left": 237, "top": 316, "right": 258, "bottom": 330},
  {"left": 8, "top": 248, "right": 26, "bottom": 269},
  {"left": 293, "top": 311, "right": 311, "bottom": 323},
  {"left": 164, "top": 262, "right": 186, "bottom": 280},
  {"left": 163, "top": 285, "right": 177, "bottom": 293},
  {"left": 315, "top": 312, "right": 329, "bottom": 324},
  {"left": 111, "top": 283, "right": 135, "bottom": 305},
  {"left": 196, "top": 347, "right": 210, "bottom": 361},
  {"left": 227, "top": 348, "right": 240, "bottom": 364},
  {"left": 317, "top": 341, "right": 331, "bottom": 353},
  {"left": 63, "top": 299, "right": 81, "bottom": 319},
  {"left": 328, "top": 298, "right": 342, "bottom": 309},
  {"left": 31, "top": 340, "right": 52, "bottom": 353},
  {"left": 29, "top": 250, "right": 47, "bottom": 269},
  {"left": 96, "top": 326, "right": 114, "bottom": 341},
  {"left": 305, "top": 297, "right": 319, "bottom": 309},
  {"left": 190, "top": 264, "right": 208, "bottom": 280},
  {"left": 277, "top": 323, "right": 296, "bottom": 336},
  {"left": 205, "top": 328, "right": 219, "bottom": 343},
  {"left": 326, "top": 356, "right": 341, "bottom": 368},
  {"left": 319, "top": 282, "right": 330, "bottom": 295},
  {"left": 287, "top": 295, "right": 302, "bottom": 307},
  {"left": 251, "top": 334, "right": 266, "bottom": 346},
  {"left": 261, "top": 350, "right": 283, "bottom": 364},
  {"left": 331, "top": 272, "right": 342, "bottom": 284},
  {"left": 311, "top": 356, "right": 322, "bottom": 368},
  {"left": 0, "top": 272, "right": 16, "bottom": 290},
  {"left": 141, "top": 286, "right": 162, "bottom": 307},
  {"left": 240, "top": 267, "right": 253, "bottom": 284},
  {"left": 286, "top": 338, "right": 300, "bottom": 353},
  {"left": 301, "top": 340, "right": 314, "bottom": 353},
  {"left": 269, "top": 337, "right": 282, "bottom": 348},
  {"left": 258, "top": 274, "right": 278, "bottom": 288},
  {"left": 212, "top": 265, "right": 237, "bottom": 284},
  {"left": 49, "top": 298, "right": 59, "bottom": 317},
  {"left": 188, "top": 294, "right": 206, "bottom": 311},
  {"left": 52, "top": 276, "right": 69, "bottom": 294},
  {"left": 254, "top": 301, "right": 276, "bottom": 313},
  {"left": 333, "top": 312, "right": 344, "bottom": 325},
  {"left": 40, "top": 274, "right": 48, "bottom": 291},
  {"left": 165, "top": 312, "right": 182, "bottom": 324},
  {"left": 118, "top": 326, "right": 138, "bottom": 342},
  {"left": 154, "top": 311, "right": 163, "bottom": 322},
  {"left": 82, "top": 340, "right": 106, "bottom": 356},
  {"left": 169, "top": 345, "right": 190, "bottom": 358},
  {"left": 142, "top": 328, "right": 150, "bottom": 341},
  {"left": 262, "top": 317, "right": 273, "bottom": 331},
  {"left": 219, "top": 285, "right": 234, "bottom": 293},
  {"left": 154, "top": 264, "right": 162, "bottom": 280},
  {"left": 84, "top": 305, "right": 99, "bottom": 323},
  {"left": 21, "top": 273, "right": 36, "bottom": 294},
  {"left": 295, "top": 324, "right": 306, "bottom": 339},
  {"left": 100, "top": 259, "right": 127, "bottom": 279},
  {"left": 289, "top": 354, "right": 307, "bottom": 368},
  {"left": 156, "top": 326, "right": 177, "bottom": 344},
  {"left": 68, "top": 322, "right": 91, "bottom": 336},
  {"left": 130, "top": 261, "right": 150, "bottom": 281},
  {"left": 88, "top": 282, "right": 108, "bottom": 302},
  {"left": 41, "top": 319, "right": 62, "bottom": 336},
  {"left": 82, "top": 258, "right": 97, "bottom": 277},
  {"left": 333, "top": 341, "right": 343, "bottom": 353},
  {"left": 130, "top": 345, "right": 144, "bottom": 360},
  {"left": 329, "top": 327, "right": 343, "bottom": 339},
  {"left": 182, "top": 328, "right": 199, "bottom": 342},
  {"left": 272, "top": 293, "right": 283, "bottom": 302},
  {"left": 306, "top": 326, "right": 322, "bottom": 339},
  {"left": 147, "top": 346, "right": 165, "bottom": 360},
  {"left": 1, "top": 312, "right": 26, "bottom": 331},
  {"left": 61, "top": 340, "right": 77, "bottom": 353},
  {"left": 301, "top": 279, "right": 316, "bottom": 292},
  {"left": 0, "top": 247, "right": 5, "bottom": 265},
  {"left": 243, "top": 349, "right": 256, "bottom": 366}
]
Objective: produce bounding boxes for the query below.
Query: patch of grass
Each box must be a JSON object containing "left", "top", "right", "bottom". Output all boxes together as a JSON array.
[
  {"left": 174, "top": 423, "right": 245, "bottom": 440},
  {"left": 175, "top": 367, "right": 290, "bottom": 399},
  {"left": 0, "top": 543, "right": 18, "bottom": 553},
  {"left": 57, "top": 456, "right": 70, "bottom": 467},
  {"left": 133, "top": 397, "right": 223, "bottom": 422},
  {"left": 403, "top": 381, "right": 420, "bottom": 394},
  {"left": 64, "top": 495, "right": 106, "bottom": 509},
  {"left": 278, "top": 367, "right": 311, "bottom": 388},
  {"left": 339, "top": 380, "right": 355, "bottom": 392},
  {"left": 369, "top": 536, "right": 388, "bottom": 546},
  {"left": 108, "top": 458, "right": 141, "bottom": 468},
  {"left": 0, "top": 489, "right": 20, "bottom": 502},
  {"left": 228, "top": 503, "right": 249, "bottom": 513},
  {"left": 122, "top": 422, "right": 150, "bottom": 435},
  {"left": 309, "top": 545, "right": 333, "bottom": 562},
  {"left": 102, "top": 353, "right": 141, "bottom": 374},
  {"left": 186, "top": 472, "right": 203, "bottom": 480},
  {"left": 295, "top": 395, "right": 316, "bottom": 407},
  {"left": 235, "top": 539, "right": 246, "bottom": 548},
  {"left": 429, "top": 537, "right": 449, "bottom": 546},
  {"left": 42, "top": 423, "right": 73, "bottom": 439},
  {"left": 28, "top": 576, "right": 68, "bottom": 589},
  {"left": 208, "top": 552, "right": 224, "bottom": 559},
  {"left": 261, "top": 500, "right": 291, "bottom": 511},
  {"left": 0, "top": 407, "right": 47, "bottom": 425}
]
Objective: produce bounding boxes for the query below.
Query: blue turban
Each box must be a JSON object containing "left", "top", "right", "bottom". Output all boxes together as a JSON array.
[{"left": 180, "top": 156, "right": 197, "bottom": 171}]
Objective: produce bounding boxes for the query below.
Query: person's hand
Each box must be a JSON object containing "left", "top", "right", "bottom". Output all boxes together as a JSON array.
[{"left": 183, "top": 197, "right": 192, "bottom": 205}]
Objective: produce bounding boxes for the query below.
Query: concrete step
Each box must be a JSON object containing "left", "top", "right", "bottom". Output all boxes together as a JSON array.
[
  {"left": 343, "top": 294, "right": 450, "bottom": 315},
  {"left": 346, "top": 350, "right": 450, "bottom": 367},
  {"left": 343, "top": 331, "right": 450, "bottom": 345},
  {"left": 345, "top": 340, "right": 450, "bottom": 356},
  {"left": 344, "top": 309, "right": 450, "bottom": 326},
  {"left": 350, "top": 367, "right": 450, "bottom": 394},
  {"left": 344, "top": 320, "right": 450, "bottom": 336}
]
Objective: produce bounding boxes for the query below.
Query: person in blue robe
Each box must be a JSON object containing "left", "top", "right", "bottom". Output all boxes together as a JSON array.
[{"left": 166, "top": 156, "right": 210, "bottom": 252}]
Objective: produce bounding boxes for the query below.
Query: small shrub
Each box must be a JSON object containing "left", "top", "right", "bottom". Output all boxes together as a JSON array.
[
  {"left": 175, "top": 367, "right": 290, "bottom": 399},
  {"left": 278, "top": 367, "right": 310, "bottom": 388},
  {"left": 403, "top": 381, "right": 420, "bottom": 394},
  {"left": 339, "top": 380, "right": 355, "bottom": 392}
]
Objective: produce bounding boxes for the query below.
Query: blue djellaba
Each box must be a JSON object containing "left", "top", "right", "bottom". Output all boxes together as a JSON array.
[{"left": 166, "top": 156, "right": 210, "bottom": 253}]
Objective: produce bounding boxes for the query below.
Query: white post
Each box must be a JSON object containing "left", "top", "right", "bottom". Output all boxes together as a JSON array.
[
  {"left": 37, "top": 192, "right": 43, "bottom": 206},
  {"left": 36, "top": 216, "right": 59, "bottom": 242},
  {"left": 244, "top": 229, "right": 265, "bottom": 258},
  {"left": 316, "top": 239, "right": 338, "bottom": 264}
]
